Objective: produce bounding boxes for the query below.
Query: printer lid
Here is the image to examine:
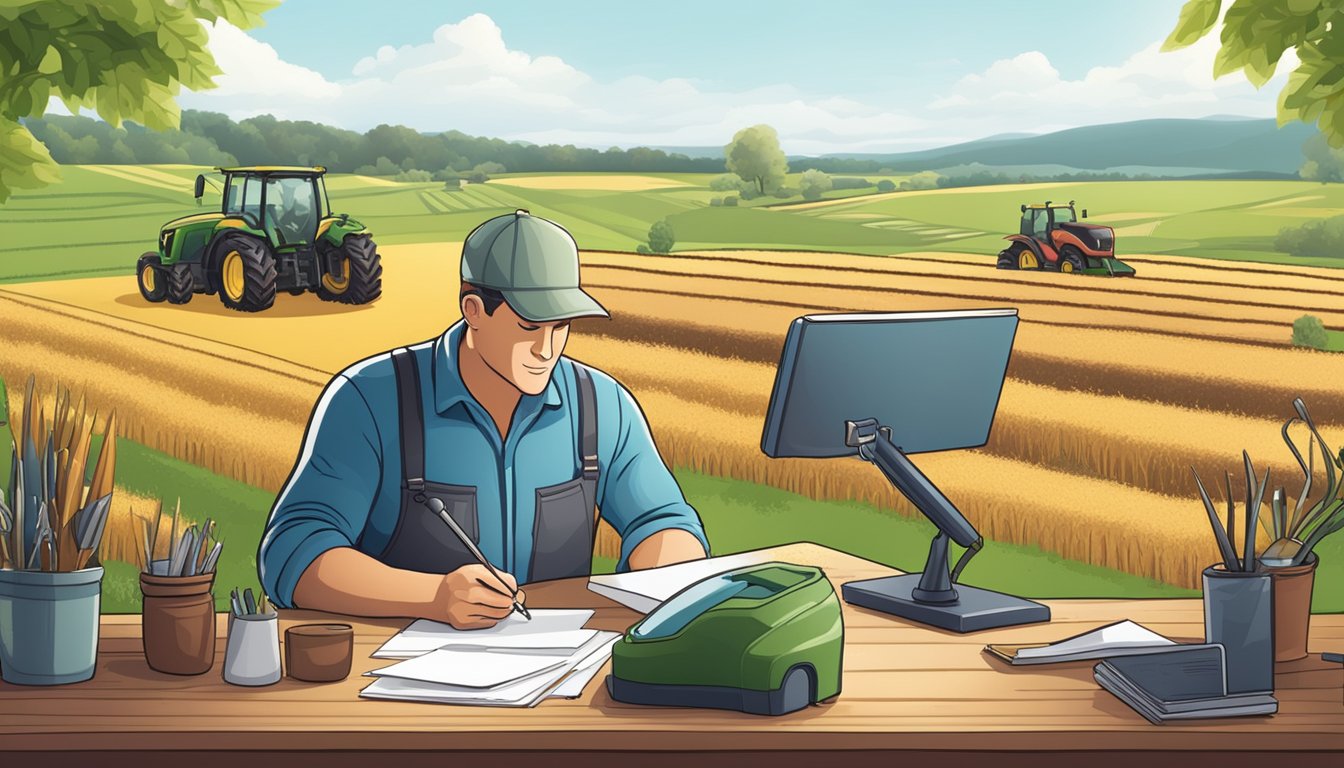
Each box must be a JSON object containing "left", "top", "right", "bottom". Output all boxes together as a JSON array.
[{"left": 631, "top": 565, "right": 811, "bottom": 641}]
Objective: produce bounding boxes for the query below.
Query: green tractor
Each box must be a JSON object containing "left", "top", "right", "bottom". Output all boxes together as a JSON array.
[{"left": 136, "top": 166, "right": 382, "bottom": 312}]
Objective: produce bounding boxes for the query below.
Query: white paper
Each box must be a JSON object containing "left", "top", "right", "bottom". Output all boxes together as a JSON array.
[
  {"left": 360, "top": 665, "right": 572, "bottom": 707},
  {"left": 367, "top": 648, "right": 568, "bottom": 689},
  {"left": 1015, "top": 620, "right": 1174, "bottom": 660},
  {"left": 358, "top": 630, "right": 622, "bottom": 707},
  {"left": 587, "top": 552, "right": 769, "bottom": 613},
  {"left": 547, "top": 635, "right": 621, "bottom": 699},
  {"left": 372, "top": 609, "right": 594, "bottom": 659}
]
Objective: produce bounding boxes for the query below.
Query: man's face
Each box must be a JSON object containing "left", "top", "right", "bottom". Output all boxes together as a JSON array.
[{"left": 467, "top": 297, "right": 571, "bottom": 396}]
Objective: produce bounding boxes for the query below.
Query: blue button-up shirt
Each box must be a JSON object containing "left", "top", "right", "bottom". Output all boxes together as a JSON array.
[{"left": 258, "top": 320, "right": 709, "bottom": 608}]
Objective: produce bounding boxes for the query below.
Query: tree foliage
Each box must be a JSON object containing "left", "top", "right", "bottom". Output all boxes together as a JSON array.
[
  {"left": 0, "top": 0, "right": 279, "bottom": 202},
  {"left": 724, "top": 124, "right": 789, "bottom": 195},
  {"left": 26, "top": 110, "right": 728, "bottom": 176},
  {"left": 798, "top": 169, "right": 832, "bottom": 200},
  {"left": 1164, "top": 0, "right": 1344, "bottom": 147},
  {"left": 647, "top": 218, "right": 675, "bottom": 254},
  {"left": 1300, "top": 131, "right": 1344, "bottom": 181}
]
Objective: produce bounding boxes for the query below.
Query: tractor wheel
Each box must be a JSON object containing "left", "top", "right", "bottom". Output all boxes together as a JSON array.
[
  {"left": 165, "top": 264, "right": 194, "bottom": 305},
  {"left": 137, "top": 252, "right": 167, "bottom": 302},
  {"left": 216, "top": 234, "right": 277, "bottom": 312},
  {"left": 1018, "top": 248, "right": 1041, "bottom": 270},
  {"left": 317, "top": 233, "right": 382, "bottom": 305},
  {"left": 996, "top": 249, "right": 1018, "bottom": 269},
  {"left": 1060, "top": 246, "right": 1085, "bottom": 275}
]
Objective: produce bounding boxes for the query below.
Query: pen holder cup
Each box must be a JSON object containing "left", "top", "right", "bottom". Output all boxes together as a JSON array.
[
  {"left": 140, "top": 572, "right": 216, "bottom": 676},
  {"left": 223, "top": 611, "right": 281, "bottom": 686},
  {"left": 1202, "top": 564, "right": 1274, "bottom": 695},
  {"left": 285, "top": 623, "right": 354, "bottom": 682}
]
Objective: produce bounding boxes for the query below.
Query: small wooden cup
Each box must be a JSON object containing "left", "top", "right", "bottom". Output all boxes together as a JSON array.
[{"left": 284, "top": 623, "right": 354, "bottom": 682}]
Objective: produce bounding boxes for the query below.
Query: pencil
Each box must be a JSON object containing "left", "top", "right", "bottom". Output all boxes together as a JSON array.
[
  {"left": 425, "top": 497, "right": 530, "bottom": 620},
  {"left": 1193, "top": 467, "right": 1239, "bottom": 570}
]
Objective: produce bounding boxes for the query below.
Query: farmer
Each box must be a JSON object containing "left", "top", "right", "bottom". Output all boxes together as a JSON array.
[{"left": 258, "top": 210, "right": 708, "bottom": 628}]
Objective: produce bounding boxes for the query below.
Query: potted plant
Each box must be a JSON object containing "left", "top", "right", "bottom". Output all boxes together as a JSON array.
[
  {"left": 1193, "top": 398, "right": 1344, "bottom": 663},
  {"left": 0, "top": 376, "right": 116, "bottom": 685}
]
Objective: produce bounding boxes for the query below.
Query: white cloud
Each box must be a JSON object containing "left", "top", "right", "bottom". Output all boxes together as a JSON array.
[
  {"left": 178, "top": 13, "right": 1293, "bottom": 155},
  {"left": 928, "top": 34, "right": 1291, "bottom": 135}
]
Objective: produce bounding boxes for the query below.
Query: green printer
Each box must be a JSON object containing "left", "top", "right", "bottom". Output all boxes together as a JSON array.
[{"left": 607, "top": 562, "right": 843, "bottom": 716}]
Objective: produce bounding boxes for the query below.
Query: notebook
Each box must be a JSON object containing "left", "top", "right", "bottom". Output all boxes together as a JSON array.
[
  {"left": 587, "top": 551, "right": 768, "bottom": 613},
  {"left": 985, "top": 619, "right": 1175, "bottom": 665},
  {"left": 1093, "top": 644, "right": 1277, "bottom": 724}
]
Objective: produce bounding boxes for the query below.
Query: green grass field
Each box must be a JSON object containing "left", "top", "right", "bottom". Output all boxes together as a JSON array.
[{"left": 3, "top": 166, "right": 1344, "bottom": 284}]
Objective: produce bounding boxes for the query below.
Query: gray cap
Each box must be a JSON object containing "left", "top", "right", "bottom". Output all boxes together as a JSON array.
[{"left": 461, "top": 210, "right": 609, "bottom": 322}]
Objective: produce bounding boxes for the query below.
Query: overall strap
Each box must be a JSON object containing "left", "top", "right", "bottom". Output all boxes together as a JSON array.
[
  {"left": 391, "top": 348, "right": 426, "bottom": 500},
  {"left": 574, "top": 365, "right": 600, "bottom": 517}
]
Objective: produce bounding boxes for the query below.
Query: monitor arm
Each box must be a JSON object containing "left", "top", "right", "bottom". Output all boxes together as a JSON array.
[{"left": 845, "top": 418, "right": 984, "bottom": 604}]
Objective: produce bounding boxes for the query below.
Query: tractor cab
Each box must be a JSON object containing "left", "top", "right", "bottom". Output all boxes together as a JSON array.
[
  {"left": 998, "top": 199, "right": 1135, "bottom": 277},
  {"left": 197, "top": 166, "right": 333, "bottom": 247}
]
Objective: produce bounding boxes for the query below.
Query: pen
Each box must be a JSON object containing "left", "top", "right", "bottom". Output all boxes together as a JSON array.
[{"left": 426, "top": 497, "right": 530, "bottom": 620}]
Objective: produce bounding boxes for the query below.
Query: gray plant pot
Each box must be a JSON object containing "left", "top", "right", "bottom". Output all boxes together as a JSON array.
[{"left": 0, "top": 567, "right": 103, "bottom": 685}]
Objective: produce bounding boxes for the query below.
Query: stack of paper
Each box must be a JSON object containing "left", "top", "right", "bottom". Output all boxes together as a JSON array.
[
  {"left": 984, "top": 620, "right": 1176, "bottom": 665},
  {"left": 359, "top": 609, "right": 620, "bottom": 707},
  {"left": 587, "top": 551, "right": 769, "bottom": 612}
]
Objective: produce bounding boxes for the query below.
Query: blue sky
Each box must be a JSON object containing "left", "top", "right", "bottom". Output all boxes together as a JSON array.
[{"left": 173, "top": 0, "right": 1290, "bottom": 154}]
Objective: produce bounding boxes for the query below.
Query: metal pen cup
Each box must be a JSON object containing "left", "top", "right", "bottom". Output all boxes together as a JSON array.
[
  {"left": 1202, "top": 564, "right": 1274, "bottom": 694},
  {"left": 222, "top": 611, "right": 281, "bottom": 686}
]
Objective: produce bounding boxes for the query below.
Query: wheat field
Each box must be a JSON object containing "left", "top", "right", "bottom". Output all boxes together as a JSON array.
[{"left": 4, "top": 243, "right": 1341, "bottom": 587}]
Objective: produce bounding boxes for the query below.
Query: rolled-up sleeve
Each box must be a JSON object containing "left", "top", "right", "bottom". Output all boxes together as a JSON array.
[
  {"left": 598, "top": 382, "right": 710, "bottom": 571},
  {"left": 259, "top": 374, "right": 384, "bottom": 607}
]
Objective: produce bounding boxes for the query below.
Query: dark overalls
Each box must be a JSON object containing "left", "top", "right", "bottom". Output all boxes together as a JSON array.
[{"left": 375, "top": 347, "right": 600, "bottom": 583}]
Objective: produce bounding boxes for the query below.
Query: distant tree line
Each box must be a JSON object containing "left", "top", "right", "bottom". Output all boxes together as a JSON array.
[{"left": 23, "top": 110, "right": 729, "bottom": 174}]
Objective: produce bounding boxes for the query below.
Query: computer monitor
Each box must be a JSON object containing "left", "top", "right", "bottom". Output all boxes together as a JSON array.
[{"left": 760, "top": 309, "right": 1049, "bottom": 632}]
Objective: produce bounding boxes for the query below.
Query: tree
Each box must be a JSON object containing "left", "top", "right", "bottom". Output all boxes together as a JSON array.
[
  {"left": 1293, "top": 314, "right": 1329, "bottom": 350},
  {"left": 1300, "top": 132, "right": 1344, "bottom": 182},
  {"left": 647, "top": 219, "right": 675, "bottom": 254},
  {"left": 900, "top": 171, "right": 944, "bottom": 190},
  {"left": 798, "top": 169, "right": 833, "bottom": 200},
  {"left": 1164, "top": 0, "right": 1344, "bottom": 147},
  {"left": 0, "top": 0, "right": 278, "bottom": 202},
  {"left": 724, "top": 124, "right": 788, "bottom": 195},
  {"left": 877, "top": 179, "right": 897, "bottom": 192}
]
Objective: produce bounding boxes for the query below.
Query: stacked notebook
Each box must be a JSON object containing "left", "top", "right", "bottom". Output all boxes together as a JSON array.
[
  {"left": 359, "top": 609, "right": 620, "bottom": 707},
  {"left": 1092, "top": 644, "right": 1278, "bottom": 724}
]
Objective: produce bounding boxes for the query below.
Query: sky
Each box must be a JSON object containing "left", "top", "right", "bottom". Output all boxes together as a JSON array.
[{"left": 163, "top": 0, "right": 1295, "bottom": 155}]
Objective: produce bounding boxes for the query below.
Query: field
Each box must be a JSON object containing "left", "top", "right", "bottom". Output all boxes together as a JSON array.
[
  {"left": 5, "top": 166, "right": 1344, "bottom": 286},
  {"left": 1, "top": 168, "right": 1343, "bottom": 611}
]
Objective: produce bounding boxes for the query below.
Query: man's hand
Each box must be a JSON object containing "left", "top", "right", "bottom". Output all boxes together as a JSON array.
[{"left": 434, "top": 564, "right": 527, "bottom": 630}]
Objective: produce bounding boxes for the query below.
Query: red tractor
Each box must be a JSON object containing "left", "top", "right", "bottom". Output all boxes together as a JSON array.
[{"left": 996, "top": 200, "right": 1134, "bottom": 276}]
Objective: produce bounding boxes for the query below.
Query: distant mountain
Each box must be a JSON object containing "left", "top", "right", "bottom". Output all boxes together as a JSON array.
[{"left": 820, "top": 118, "right": 1314, "bottom": 174}]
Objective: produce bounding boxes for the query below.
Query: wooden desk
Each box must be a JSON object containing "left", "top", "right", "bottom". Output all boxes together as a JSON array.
[{"left": 1, "top": 543, "right": 1341, "bottom": 766}]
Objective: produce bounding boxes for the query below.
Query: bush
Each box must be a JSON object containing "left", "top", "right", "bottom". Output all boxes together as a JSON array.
[
  {"left": 443, "top": 178, "right": 462, "bottom": 191},
  {"left": 799, "top": 169, "right": 832, "bottom": 201},
  {"left": 830, "top": 176, "right": 871, "bottom": 190},
  {"left": 636, "top": 244, "right": 651, "bottom": 254},
  {"left": 899, "top": 170, "right": 943, "bottom": 191},
  {"left": 1275, "top": 215, "right": 1344, "bottom": 258},
  {"left": 353, "top": 156, "right": 400, "bottom": 176},
  {"left": 648, "top": 218, "right": 675, "bottom": 254},
  {"left": 433, "top": 167, "right": 460, "bottom": 182},
  {"left": 738, "top": 186, "right": 760, "bottom": 201},
  {"left": 710, "top": 174, "right": 744, "bottom": 191},
  {"left": 392, "top": 168, "right": 432, "bottom": 182},
  {"left": 876, "top": 179, "right": 896, "bottom": 192},
  {"left": 467, "top": 170, "right": 489, "bottom": 184},
  {"left": 1293, "top": 314, "right": 1330, "bottom": 349},
  {"left": 723, "top": 195, "right": 738, "bottom": 206},
  {"left": 709, "top": 197, "right": 722, "bottom": 206}
]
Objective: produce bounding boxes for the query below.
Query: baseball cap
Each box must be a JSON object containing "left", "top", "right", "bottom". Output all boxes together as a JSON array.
[{"left": 460, "top": 210, "right": 609, "bottom": 322}]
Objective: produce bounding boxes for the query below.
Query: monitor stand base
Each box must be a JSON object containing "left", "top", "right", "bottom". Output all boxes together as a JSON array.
[{"left": 842, "top": 574, "right": 1050, "bottom": 633}]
